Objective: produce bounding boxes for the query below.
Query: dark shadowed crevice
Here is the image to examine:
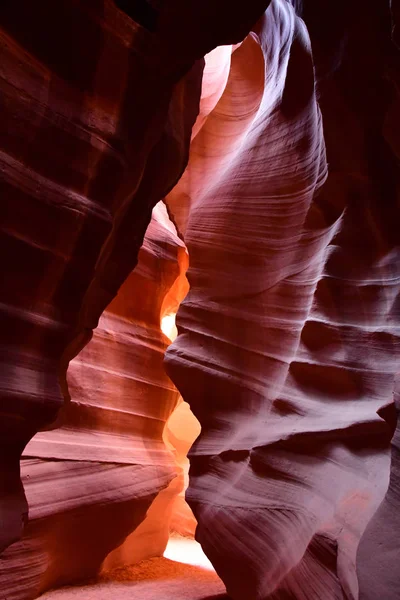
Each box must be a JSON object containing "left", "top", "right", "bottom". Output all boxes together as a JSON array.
[{"left": 113, "top": 0, "right": 159, "bottom": 31}]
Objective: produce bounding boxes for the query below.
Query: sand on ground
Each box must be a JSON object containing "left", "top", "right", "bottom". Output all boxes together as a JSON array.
[{"left": 39, "top": 536, "right": 229, "bottom": 600}]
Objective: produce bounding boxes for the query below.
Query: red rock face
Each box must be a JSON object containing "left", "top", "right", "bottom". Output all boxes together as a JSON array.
[
  {"left": 165, "top": 1, "right": 400, "bottom": 598},
  {"left": 0, "top": 0, "right": 274, "bottom": 555},
  {"left": 0, "top": 0, "right": 203, "bottom": 554},
  {"left": 1, "top": 1, "right": 400, "bottom": 600},
  {"left": 165, "top": 397, "right": 201, "bottom": 538},
  {"left": 0, "top": 203, "right": 190, "bottom": 599}
]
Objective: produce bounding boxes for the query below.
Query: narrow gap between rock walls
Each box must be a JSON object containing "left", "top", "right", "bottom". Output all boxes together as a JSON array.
[{"left": 160, "top": 311, "right": 214, "bottom": 572}]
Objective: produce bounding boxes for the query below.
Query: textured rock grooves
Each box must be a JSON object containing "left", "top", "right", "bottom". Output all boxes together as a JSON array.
[
  {"left": 165, "top": 1, "right": 400, "bottom": 599},
  {"left": 0, "top": 202, "right": 191, "bottom": 599},
  {"left": 0, "top": 1, "right": 400, "bottom": 600},
  {"left": 0, "top": 0, "right": 203, "bottom": 556},
  {"left": 0, "top": 0, "right": 271, "bottom": 558}
]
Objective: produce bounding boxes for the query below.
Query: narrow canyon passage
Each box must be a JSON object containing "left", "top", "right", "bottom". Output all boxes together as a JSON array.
[
  {"left": 38, "top": 539, "right": 225, "bottom": 600},
  {"left": 34, "top": 252, "right": 225, "bottom": 600},
  {"left": 0, "top": 1, "right": 400, "bottom": 600},
  {"left": 37, "top": 397, "right": 224, "bottom": 600},
  {"left": 6, "top": 202, "right": 224, "bottom": 600}
]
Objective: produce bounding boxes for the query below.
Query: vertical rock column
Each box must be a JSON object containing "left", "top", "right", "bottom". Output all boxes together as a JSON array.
[{"left": 166, "top": 1, "right": 400, "bottom": 598}]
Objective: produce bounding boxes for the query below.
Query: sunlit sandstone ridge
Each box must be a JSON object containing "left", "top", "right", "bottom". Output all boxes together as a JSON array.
[{"left": 0, "top": 1, "right": 400, "bottom": 600}]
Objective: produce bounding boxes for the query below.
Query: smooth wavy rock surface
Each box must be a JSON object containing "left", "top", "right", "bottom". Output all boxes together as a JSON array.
[
  {"left": 295, "top": 3, "right": 400, "bottom": 599},
  {"left": 0, "top": 0, "right": 275, "bottom": 554},
  {"left": 0, "top": 203, "right": 188, "bottom": 600},
  {"left": 0, "top": 0, "right": 208, "bottom": 554},
  {"left": 1, "top": 1, "right": 399, "bottom": 599},
  {"left": 165, "top": 1, "right": 400, "bottom": 599}
]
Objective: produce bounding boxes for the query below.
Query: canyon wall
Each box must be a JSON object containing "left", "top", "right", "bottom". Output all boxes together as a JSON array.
[
  {"left": 298, "top": 3, "right": 400, "bottom": 600},
  {"left": 0, "top": 1, "right": 399, "bottom": 600},
  {"left": 0, "top": 0, "right": 203, "bottom": 556},
  {"left": 165, "top": 397, "right": 201, "bottom": 538},
  {"left": 0, "top": 202, "right": 189, "bottom": 599},
  {"left": 0, "top": 0, "right": 271, "bottom": 561},
  {"left": 165, "top": 1, "right": 400, "bottom": 599}
]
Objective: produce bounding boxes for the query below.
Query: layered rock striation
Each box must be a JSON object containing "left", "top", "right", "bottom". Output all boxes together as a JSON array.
[
  {"left": 0, "top": 0, "right": 204, "bottom": 555},
  {"left": 1, "top": 1, "right": 399, "bottom": 599},
  {"left": 165, "top": 1, "right": 400, "bottom": 598},
  {"left": 0, "top": 202, "right": 189, "bottom": 599}
]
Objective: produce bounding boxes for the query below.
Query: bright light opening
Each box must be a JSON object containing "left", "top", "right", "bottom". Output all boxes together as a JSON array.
[
  {"left": 163, "top": 535, "right": 215, "bottom": 571},
  {"left": 161, "top": 313, "right": 178, "bottom": 342},
  {"left": 160, "top": 313, "right": 211, "bottom": 571}
]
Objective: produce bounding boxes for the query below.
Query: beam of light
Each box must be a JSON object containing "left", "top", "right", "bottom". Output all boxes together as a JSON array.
[
  {"left": 163, "top": 536, "right": 215, "bottom": 571},
  {"left": 161, "top": 313, "right": 177, "bottom": 342}
]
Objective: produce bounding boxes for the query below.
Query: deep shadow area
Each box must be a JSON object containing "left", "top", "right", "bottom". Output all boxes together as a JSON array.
[
  {"left": 113, "top": 0, "right": 158, "bottom": 31},
  {"left": 200, "top": 596, "right": 231, "bottom": 600}
]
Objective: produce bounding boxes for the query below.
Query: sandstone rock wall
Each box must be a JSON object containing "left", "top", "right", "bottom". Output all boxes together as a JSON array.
[
  {"left": 165, "top": 1, "right": 400, "bottom": 598},
  {"left": 0, "top": 203, "right": 189, "bottom": 599},
  {"left": 1, "top": 1, "right": 399, "bottom": 599},
  {"left": 294, "top": 3, "right": 400, "bottom": 599},
  {"left": 0, "top": 0, "right": 206, "bottom": 556},
  {"left": 0, "top": 0, "right": 273, "bottom": 556}
]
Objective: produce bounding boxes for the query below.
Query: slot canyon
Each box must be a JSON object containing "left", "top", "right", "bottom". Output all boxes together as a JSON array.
[{"left": 0, "top": 1, "right": 399, "bottom": 599}]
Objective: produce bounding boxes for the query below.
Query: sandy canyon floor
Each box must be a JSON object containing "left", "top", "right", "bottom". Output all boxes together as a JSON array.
[{"left": 39, "top": 536, "right": 228, "bottom": 600}]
